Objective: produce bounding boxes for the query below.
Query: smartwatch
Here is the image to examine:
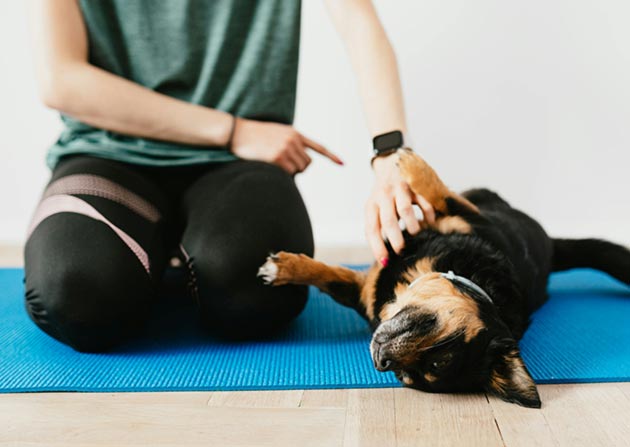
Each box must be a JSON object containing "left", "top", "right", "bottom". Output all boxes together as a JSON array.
[{"left": 372, "top": 130, "right": 405, "bottom": 164}]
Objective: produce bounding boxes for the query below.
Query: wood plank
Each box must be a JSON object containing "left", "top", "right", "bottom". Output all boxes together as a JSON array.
[
  {"left": 616, "top": 381, "right": 630, "bottom": 401},
  {"left": 207, "top": 390, "right": 303, "bottom": 408},
  {"left": 0, "top": 391, "right": 213, "bottom": 407},
  {"left": 0, "top": 394, "right": 345, "bottom": 447},
  {"left": 573, "top": 383, "right": 630, "bottom": 447},
  {"left": 538, "top": 384, "right": 617, "bottom": 447},
  {"left": 301, "top": 389, "right": 349, "bottom": 409},
  {"left": 343, "top": 388, "right": 396, "bottom": 447},
  {"left": 488, "top": 387, "right": 558, "bottom": 447},
  {"left": 394, "top": 388, "right": 503, "bottom": 447}
]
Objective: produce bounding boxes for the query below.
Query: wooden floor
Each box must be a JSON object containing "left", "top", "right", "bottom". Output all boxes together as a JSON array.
[{"left": 1, "top": 245, "right": 629, "bottom": 446}]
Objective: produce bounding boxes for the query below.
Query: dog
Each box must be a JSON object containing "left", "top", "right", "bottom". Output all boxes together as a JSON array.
[{"left": 257, "top": 149, "right": 630, "bottom": 408}]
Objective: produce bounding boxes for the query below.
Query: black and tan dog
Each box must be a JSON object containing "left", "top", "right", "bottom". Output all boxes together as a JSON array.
[{"left": 257, "top": 149, "right": 630, "bottom": 408}]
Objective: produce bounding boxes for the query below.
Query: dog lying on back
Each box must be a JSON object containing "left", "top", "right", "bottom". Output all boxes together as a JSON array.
[{"left": 257, "top": 149, "right": 630, "bottom": 408}]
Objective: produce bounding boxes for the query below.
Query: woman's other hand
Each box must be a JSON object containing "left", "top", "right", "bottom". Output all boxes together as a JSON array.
[
  {"left": 365, "top": 153, "right": 435, "bottom": 266},
  {"left": 230, "top": 118, "right": 343, "bottom": 174}
]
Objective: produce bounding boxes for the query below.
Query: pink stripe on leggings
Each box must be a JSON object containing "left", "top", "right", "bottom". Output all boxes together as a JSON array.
[
  {"left": 27, "top": 194, "right": 151, "bottom": 275},
  {"left": 42, "top": 174, "right": 161, "bottom": 223}
]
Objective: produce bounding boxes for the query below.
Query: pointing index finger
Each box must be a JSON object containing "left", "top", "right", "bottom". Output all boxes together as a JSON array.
[{"left": 301, "top": 135, "right": 344, "bottom": 165}]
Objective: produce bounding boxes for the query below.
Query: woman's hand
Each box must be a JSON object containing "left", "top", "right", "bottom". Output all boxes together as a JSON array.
[
  {"left": 230, "top": 118, "right": 343, "bottom": 174},
  {"left": 365, "top": 153, "right": 435, "bottom": 266}
]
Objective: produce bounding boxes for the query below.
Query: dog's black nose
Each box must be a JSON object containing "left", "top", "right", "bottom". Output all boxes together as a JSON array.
[
  {"left": 372, "top": 338, "right": 397, "bottom": 371},
  {"left": 377, "top": 357, "right": 393, "bottom": 371}
]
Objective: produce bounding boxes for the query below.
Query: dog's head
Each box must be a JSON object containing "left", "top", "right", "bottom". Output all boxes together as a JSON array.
[{"left": 371, "top": 271, "right": 540, "bottom": 408}]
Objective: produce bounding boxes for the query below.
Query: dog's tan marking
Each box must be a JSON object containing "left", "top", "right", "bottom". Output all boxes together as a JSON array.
[
  {"left": 397, "top": 149, "right": 479, "bottom": 215},
  {"left": 380, "top": 272, "right": 450, "bottom": 320},
  {"left": 392, "top": 258, "right": 436, "bottom": 297},
  {"left": 401, "top": 373, "right": 414, "bottom": 385},
  {"left": 401, "top": 258, "right": 435, "bottom": 284},
  {"left": 424, "top": 373, "right": 438, "bottom": 383},
  {"left": 433, "top": 216, "right": 472, "bottom": 234},
  {"left": 360, "top": 263, "right": 382, "bottom": 320},
  {"left": 489, "top": 371, "right": 509, "bottom": 392},
  {"left": 380, "top": 274, "right": 485, "bottom": 344}
]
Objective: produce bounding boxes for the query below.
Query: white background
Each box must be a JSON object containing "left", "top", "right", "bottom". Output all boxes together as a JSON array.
[{"left": 1, "top": 1, "right": 628, "bottom": 248}]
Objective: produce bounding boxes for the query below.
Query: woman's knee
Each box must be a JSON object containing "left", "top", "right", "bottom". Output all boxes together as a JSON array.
[
  {"left": 24, "top": 221, "right": 156, "bottom": 352},
  {"left": 25, "top": 262, "right": 154, "bottom": 352},
  {"left": 181, "top": 159, "right": 316, "bottom": 339},
  {"left": 26, "top": 266, "right": 154, "bottom": 352},
  {"left": 184, "top": 240, "right": 308, "bottom": 340},
  {"left": 238, "top": 162, "right": 315, "bottom": 251}
]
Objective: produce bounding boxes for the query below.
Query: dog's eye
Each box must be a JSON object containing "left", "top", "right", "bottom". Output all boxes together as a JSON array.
[{"left": 430, "top": 352, "right": 454, "bottom": 372}]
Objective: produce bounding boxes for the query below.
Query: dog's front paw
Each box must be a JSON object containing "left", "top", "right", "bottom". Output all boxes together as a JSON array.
[
  {"left": 257, "top": 251, "right": 303, "bottom": 286},
  {"left": 258, "top": 253, "right": 280, "bottom": 285}
]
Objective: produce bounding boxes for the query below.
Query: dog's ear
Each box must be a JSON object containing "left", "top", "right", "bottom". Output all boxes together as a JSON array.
[{"left": 485, "top": 337, "right": 541, "bottom": 408}]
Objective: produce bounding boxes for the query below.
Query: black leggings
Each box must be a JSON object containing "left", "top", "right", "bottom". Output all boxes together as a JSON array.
[{"left": 23, "top": 155, "right": 314, "bottom": 352}]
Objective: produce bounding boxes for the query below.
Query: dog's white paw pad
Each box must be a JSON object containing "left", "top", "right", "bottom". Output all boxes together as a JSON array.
[{"left": 257, "top": 256, "right": 279, "bottom": 285}]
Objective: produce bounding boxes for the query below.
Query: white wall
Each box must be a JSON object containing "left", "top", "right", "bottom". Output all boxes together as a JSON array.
[
  {"left": 1, "top": 0, "right": 629, "bottom": 248},
  {"left": 295, "top": 0, "right": 630, "bottom": 246},
  {"left": 0, "top": 2, "right": 59, "bottom": 246}
]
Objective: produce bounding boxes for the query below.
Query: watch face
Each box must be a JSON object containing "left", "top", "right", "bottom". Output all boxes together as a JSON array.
[{"left": 374, "top": 131, "right": 404, "bottom": 151}]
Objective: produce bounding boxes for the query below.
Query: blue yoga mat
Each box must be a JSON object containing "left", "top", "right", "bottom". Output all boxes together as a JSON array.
[{"left": 0, "top": 267, "right": 628, "bottom": 393}]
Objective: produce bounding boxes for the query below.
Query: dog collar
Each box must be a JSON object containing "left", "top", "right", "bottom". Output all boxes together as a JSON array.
[{"left": 407, "top": 270, "right": 494, "bottom": 304}]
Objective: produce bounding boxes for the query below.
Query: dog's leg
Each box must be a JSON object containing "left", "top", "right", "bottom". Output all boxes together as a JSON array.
[
  {"left": 397, "top": 149, "right": 479, "bottom": 215},
  {"left": 258, "top": 251, "right": 371, "bottom": 318}
]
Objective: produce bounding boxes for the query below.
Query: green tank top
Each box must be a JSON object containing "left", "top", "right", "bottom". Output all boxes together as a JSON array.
[{"left": 46, "top": 0, "right": 302, "bottom": 170}]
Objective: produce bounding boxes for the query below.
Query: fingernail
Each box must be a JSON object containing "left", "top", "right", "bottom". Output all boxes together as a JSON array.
[
  {"left": 380, "top": 257, "right": 389, "bottom": 267},
  {"left": 337, "top": 159, "right": 344, "bottom": 166}
]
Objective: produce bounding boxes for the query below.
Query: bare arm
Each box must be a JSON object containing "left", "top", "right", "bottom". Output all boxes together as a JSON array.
[
  {"left": 30, "top": 0, "right": 342, "bottom": 173},
  {"left": 325, "top": 0, "right": 406, "bottom": 137},
  {"left": 30, "top": 0, "right": 233, "bottom": 147},
  {"left": 326, "top": 0, "right": 435, "bottom": 264}
]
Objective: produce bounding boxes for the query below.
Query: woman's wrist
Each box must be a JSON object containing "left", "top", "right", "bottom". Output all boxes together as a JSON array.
[
  {"left": 192, "top": 108, "right": 235, "bottom": 148},
  {"left": 226, "top": 115, "right": 238, "bottom": 151},
  {"left": 371, "top": 151, "right": 398, "bottom": 177}
]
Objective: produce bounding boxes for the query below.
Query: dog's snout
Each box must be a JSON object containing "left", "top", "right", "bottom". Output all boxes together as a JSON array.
[{"left": 376, "top": 310, "right": 438, "bottom": 342}]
